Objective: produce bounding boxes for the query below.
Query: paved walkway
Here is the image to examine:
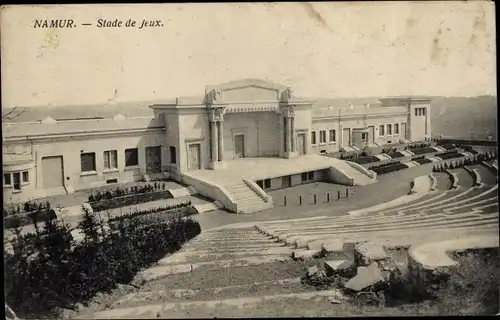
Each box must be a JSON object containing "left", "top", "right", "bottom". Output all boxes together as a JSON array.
[
  {"left": 193, "top": 163, "right": 435, "bottom": 231},
  {"left": 185, "top": 154, "right": 354, "bottom": 184}
]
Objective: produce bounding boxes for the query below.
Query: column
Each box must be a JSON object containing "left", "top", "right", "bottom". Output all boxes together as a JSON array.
[
  {"left": 283, "top": 117, "right": 288, "bottom": 152},
  {"left": 217, "top": 121, "right": 224, "bottom": 161},
  {"left": 286, "top": 117, "right": 292, "bottom": 154},
  {"left": 210, "top": 121, "right": 218, "bottom": 162},
  {"left": 290, "top": 117, "right": 296, "bottom": 152}
]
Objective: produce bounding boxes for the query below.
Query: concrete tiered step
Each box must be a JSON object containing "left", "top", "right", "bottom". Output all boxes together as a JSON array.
[
  {"left": 399, "top": 149, "right": 414, "bottom": 157},
  {"left": 193, "top": 201, "right": 223, "bottom": 214},
  {"left": 374, "top": 153, "right": 392, "bottom": 161},
  {"left": 432, "top": 146, "right": 447, "bottom": 152},
  {"left": 77, "top": 226, "right": 344, "bottom": 319},
  {"left": 224, "top": 181, "right": 269, "bottom": 213}
]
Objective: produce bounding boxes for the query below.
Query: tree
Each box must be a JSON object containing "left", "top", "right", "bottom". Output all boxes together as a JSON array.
[{"left": 2, "top": 107, "right": 27, "bottom": 121}]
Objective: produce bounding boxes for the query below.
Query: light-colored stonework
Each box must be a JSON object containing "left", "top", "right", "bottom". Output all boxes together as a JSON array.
[{"left": 4, "top": 79, "right": 431, "bottom": 213}]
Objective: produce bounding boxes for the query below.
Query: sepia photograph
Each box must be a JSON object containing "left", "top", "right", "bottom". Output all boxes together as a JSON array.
[{"left": 1, "top": 2, "right": 498, "bottom": 318}]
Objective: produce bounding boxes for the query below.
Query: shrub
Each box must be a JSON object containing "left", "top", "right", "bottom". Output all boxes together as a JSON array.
[
  {"left": 4, "top": 208, "right": 57, "bottom": 230},
  {"left": 89, "top": 189, "right": 173, "bottom": 212},
  {"left": 107, "top": 200, "right": 194, "bottom": 223},
  {"left": 88, "top": 182, "right": 170, "bottom": 203},
  {"left": 4, "top": 208, "right": 201, "bottom": 319}
]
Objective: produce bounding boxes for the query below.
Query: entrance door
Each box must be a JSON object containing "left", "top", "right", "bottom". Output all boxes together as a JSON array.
[
  {"left": 342, "top": 128, "right": 351, "bottom": 147},
  {"left": 188, "top": 144, "right": 201, "bottom": 171},
  {"left": 368, "top": 126, "right": 375, "bottom": 144},
  {"left": 401, "top": 123, "right": 407, "bottom": 139},
  {"left": 146, "top": 146, "right": 162, "bottom": 174},
  {"left": 42, "top": 156, "right": 64, "bottom": 188},
  {"left": 234, "top": 134, "right": 245, "bottom": 158},
  {"left": 297, "top": 133, "right": 306, "bottom": 155},
  {"left": 282, "top": 175, "right": 291, "bottom": 188}
]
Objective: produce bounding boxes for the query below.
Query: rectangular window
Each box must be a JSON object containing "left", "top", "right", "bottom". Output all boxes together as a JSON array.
[
  {"left": 13, "top": 172, "right": 21, "bottom": 190},
  {"left": 256, "top": 180, "right": 264, "bottom": 189},
  {"left": 361, "top": 133, "right": 367, "bottom": 141},
  {"left": 125, "top": 148, "right": 139, "bottom": 167},
  {"left": 379, "top": 125, "right": 385, "bottom": 136},
  {"left": 301, "top": 172, "right": 308, "bottom": 182},
  {"left": 423, "top": 108, "right": 426, "bottom": 116},
  {"left": 307, "top": 171, "right": 314, "bottom": 180},
  {"left": 80, "top": 152, "right": 96, "bottom": 172},
  {"left": 311, "top": 131, "right": 317, "bottom": 145},
  {"left": 329, "top": 129, "right": 336, "bottom": 142},
  {"left": 320, "top": 130, "right": 327, "bottom": 143},
  {"left": 264, "top": 179, "right": 271, "bottom": 189},
  {"left": 4, "top": 173, "right": 11, "bottom": 186},
  {"left": 415, "top": 109, "right": 418, "bottom": 116},
  {"left": 170, "top": 146, "right": 177, "bottom": 164},
  {"left": 22, "top": 171, "right": 29, "bottom": 182},
  {"left": 104, "top": 150, "right": 118, "bottom": 169},
  {"left": 387, "top": 124, "right": 392, "bottom": 135},
  {"left": 394, "top": 124, "right": 399, "bottom": 135}
]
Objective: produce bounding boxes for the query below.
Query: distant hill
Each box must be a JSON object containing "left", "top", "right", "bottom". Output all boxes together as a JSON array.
[
  {"left": 430, "top": 96, "right": 497, "bottom": 140},
  {"left": 311, "top": 95, "right": 497, "bottom": 140},
  {"left": 3, "top": 95, "right": 497, "bottom": 140}
]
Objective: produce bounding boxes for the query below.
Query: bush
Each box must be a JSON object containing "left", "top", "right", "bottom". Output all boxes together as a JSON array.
[
  {"left": 369, "top": 161, "right": 408, "bottom": 175},
  {"left": 4, "top": 208, "right": 57, "bottom": 230},
  {"left": 410, "top": 147, "right": 438, "bottom": 155},
  {"left": 351, "top": 156, "right": 380, "bottom": 165},
  {"left": 4, "top": 200, "right": 51, "bottom": 217},
  {"left": 107, "top": 200, "right": 194, "bottom": 223},
  {"left": 407, "top": 143, "right": 431, "bottom": 150},
  {"left": 88, "top": 182, "right": 170, "bottom": 203},
  {"left": 90, "top": 189, "right": 173, "bottom": 212},
  {"left": 4, "top": 208, "right": 201, "bottom": 319}
]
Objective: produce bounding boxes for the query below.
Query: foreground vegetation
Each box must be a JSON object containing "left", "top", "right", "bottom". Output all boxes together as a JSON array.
[{"left": 4, "top": 206, "right": 201, "bottom": 319}]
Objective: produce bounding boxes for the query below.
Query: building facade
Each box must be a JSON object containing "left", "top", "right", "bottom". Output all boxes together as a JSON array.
[{"left": 3, "top": 79, "right": 431, "bottom": 204}]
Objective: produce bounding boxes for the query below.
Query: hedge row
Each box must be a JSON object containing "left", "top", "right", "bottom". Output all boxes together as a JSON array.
[
  {"left": 4, "top": 209, "right": 57, "bottom": 230},
  {"left": 433, "top": 152, "right": 498, "bottom": 172},
  {"left": 88, "top": 181, "right": 170, "bottom": 202},
  {"left": 406, "top": 143, "right": 432, "bottom": 150},
  {"left": 4, "top": 207, "right": 201, "bottom": 319},
  {"left": 371, "top": 163, "right": 409, "bottom": 175},
  {"left": 368, "top": 160, "right": 409, "bottom": 175},
  {"left": 107, "top": 200, "right": 195, "bottom": 223},
  {"left": 350, "top": 155, "right": 380, "bottom": 165},
  {"left": 368, "top": 160, "right": 402, "bottom": 170},
  {"left": 90, "top": 190, "right": 173, "bottom": 212},
  {"left": 413, "top": 158, "right": 433, "bottom": 165},
  {"left": 4, "top": 200, "right": 52, "bottom": 217},
  {"left": 436, "top": 150, "right": 463, "bottom": 160},
  {"left": 409, "top": 147, "right": 437, "bottom": 155}
]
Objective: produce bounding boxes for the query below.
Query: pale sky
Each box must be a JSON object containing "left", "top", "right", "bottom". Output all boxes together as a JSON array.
[{"left": 1, "top": 2, "right": 496, "bottom": 108}]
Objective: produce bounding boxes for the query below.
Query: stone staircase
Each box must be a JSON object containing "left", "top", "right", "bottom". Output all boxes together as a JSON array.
[
  {"left": 224, "top": 181, "right": 270, "bottom": 213},
  {"left": 333, "top": 161, "right": 377, "bottom": 186},
  {"left": 76, "top": 224, "right": 345, "bottom": 319}
]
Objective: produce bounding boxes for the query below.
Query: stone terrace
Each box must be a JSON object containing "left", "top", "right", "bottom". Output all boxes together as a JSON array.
[{"left": 75, "top": 160, "right": 498, "bottom": 318}]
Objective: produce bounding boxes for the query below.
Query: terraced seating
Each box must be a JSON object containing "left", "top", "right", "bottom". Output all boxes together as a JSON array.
[
  {"left": 75, "top": 165, "right": 498, "bottom": 318},
  {"left": 76, "top": 223, "right": 348, "bottom": 319}
]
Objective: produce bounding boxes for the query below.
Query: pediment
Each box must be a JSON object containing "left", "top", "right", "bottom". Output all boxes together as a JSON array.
[{"left": 206, "top": 78, "right": 290, "bottom": 102}]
